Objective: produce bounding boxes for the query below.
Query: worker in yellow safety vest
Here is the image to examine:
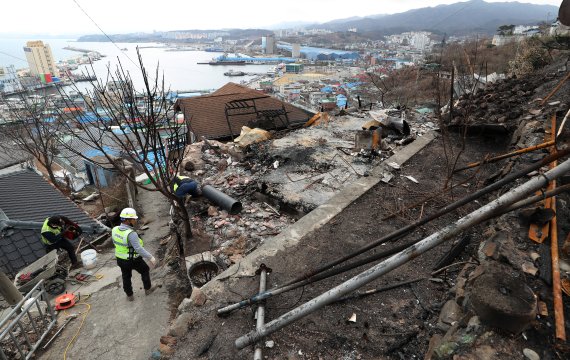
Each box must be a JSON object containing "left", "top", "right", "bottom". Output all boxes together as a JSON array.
[
  {"left": 41, "top": 216, "right": 80, "bottom": 268},
  {"left": 172, "top": 175, "right": 201, "bottom": 198},
  {"left": 112, "top": 208, "right": 157, "bottom": 301}
]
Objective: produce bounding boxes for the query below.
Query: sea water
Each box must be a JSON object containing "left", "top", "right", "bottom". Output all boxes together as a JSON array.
[{"left": 0, "top": 38, "right": 274, "bottom": 92}]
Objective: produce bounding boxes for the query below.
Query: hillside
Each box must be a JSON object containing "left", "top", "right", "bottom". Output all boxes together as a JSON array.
[{"left": 318, "top": 0, "right": 558, "bottom": 35}]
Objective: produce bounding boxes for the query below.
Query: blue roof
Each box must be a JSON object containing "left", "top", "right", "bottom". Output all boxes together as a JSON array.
[
  {"left": 336, "top": 94, "right": 347, "bottom": 107},
  {"left": 78, "top": 112, "right": 111, "bottom": 123},
  {"left": 320, "top": 86, "right": 333, "bottom": 93},
  {"left": 342, "top": 82, "right": 362, "bottom": 89},
  {"left": 84, "top": 145, "right": 119, "bottom": 158},
  {"left": 215, "top": 56, "right": 296, "bottom": 63},
  {"left": 138, "top": 150, "right": 166, "bottom": 172}
]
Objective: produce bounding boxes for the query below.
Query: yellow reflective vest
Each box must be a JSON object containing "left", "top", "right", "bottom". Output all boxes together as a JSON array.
[
  {"left": 173, "top": 175, "right": 190, "bottom": 193},
  {"left": 112, "top": 226, "right": 143, "bottom": 260},
  {"left": 41, "top": 218, "right": 61, "bottom": 245}
]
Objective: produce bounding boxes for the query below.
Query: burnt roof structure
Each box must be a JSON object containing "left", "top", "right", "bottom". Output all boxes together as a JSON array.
[
  {"left": 175, "top": 82, "right": 313, "bottom": 140},
  {"left": 0, "top": 169, "right": 106, "bottom": 276}
]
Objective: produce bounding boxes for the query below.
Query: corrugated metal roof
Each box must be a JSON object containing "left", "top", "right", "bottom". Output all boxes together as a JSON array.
[
  {"left": 54, "top": 127, "right": 132, "bottom": 173},
  {"left": 175, "top": 82, "right": 313, "bottom": 140},
  {"left": 0, "top": 138, "right": 32, "bottom": 170}
]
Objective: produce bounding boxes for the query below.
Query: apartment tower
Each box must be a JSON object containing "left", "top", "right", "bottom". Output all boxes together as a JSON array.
[{"left": 23, "top": 41, "right": 59, "bottom": 77}]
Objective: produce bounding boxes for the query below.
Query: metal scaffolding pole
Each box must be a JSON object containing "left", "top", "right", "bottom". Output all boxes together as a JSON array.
[
  {"left": 218, "top": 149, "right": 570, "bottom": 316},
  {"left": 253, "top": 265, "right": 268, "bottom": 360},
  {"left": 235, "top": 157, "right": 570, "bottom": 349}
]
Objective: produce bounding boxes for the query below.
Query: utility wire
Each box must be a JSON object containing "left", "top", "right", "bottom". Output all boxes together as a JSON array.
[
  {"left": 0, "top": 51, "right": 28, "bottom": 63},
  {"left": 71, "top": 0, "right": 140, "bottom": 69},
  {"left": 428, "top": 1, "right": 476, "bottom": 31}
]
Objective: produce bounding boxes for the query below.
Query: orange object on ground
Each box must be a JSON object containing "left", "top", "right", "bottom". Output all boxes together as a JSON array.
[
  {"left": 55, "top": 293, "right": 77, "bottom": 310},
  {"left": 528, "top": 192, "right": 552, "bottom": 243}
]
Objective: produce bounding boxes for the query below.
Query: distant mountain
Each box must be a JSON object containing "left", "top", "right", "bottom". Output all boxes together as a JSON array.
[
  {"left": 265, "top": 21, "right": 315, "bottom": 30},
  {"left": 317, "top": 0, "right": 558, "bottom": 35}
]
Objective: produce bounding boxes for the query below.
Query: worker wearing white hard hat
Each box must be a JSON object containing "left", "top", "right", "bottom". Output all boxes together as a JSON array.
[{"left": 111, "top": 207, "right": 157, "bottom": 301}]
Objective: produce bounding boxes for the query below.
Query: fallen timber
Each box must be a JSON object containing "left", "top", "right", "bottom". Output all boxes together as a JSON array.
[
  {"left": 453, "top": 140, "right": 555, "bottom": 173},
  {"left": 235, "top": 156, "right": 570, "bottom": 349},
  {"left": 548, "top": 114, "right": 565, "bottom": 342},
  {"left": 217, "top": 148, "right": 570, "bottom": 315}
]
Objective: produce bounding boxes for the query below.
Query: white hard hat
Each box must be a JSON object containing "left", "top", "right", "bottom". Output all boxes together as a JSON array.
[{"left": 120, "top": 207, "right": 138, "bottom": 219}]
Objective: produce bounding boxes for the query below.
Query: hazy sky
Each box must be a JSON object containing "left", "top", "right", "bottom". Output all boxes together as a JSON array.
[{"left": 0, "top": 0, "right": 562, "bottom": 35}]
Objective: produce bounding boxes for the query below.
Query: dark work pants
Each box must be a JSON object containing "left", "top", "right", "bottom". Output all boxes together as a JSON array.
[
  {"left": 175, "top": 180, "right": 199, "bottom": 198},
  {"left": 116, "top": 257, "right": 151, "bottom": 296},
  {"left": 45, "top": 239, "right": 78, "bottom": 265}
]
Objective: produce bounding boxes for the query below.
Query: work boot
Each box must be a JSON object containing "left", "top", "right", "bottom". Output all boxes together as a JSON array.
[
  {"left": 145, "top": 285, "right": 157, "bottom": 296},
  {"left": 69, "top": 262, "right": 82, "bottom": 270},
  {"left": 127, "top": 295, "right": 134, "bottom": 301}
]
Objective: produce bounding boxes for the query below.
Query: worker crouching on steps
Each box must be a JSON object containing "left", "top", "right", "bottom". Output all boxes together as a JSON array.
[
  {"left": 112, "top": 208, "right": 157, "bottom": 301},
  {"left": 41, "top": 216, "right": 81, "bottom": 269}
]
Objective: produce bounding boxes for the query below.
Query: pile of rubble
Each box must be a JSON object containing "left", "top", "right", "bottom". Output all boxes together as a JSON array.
[
  {"left": 426, "top": 64, "right": 570, "bottom": 359},
  {"left": 445, "top": 69, "right": 567, "bottom": 134},
  {"left": 179, "top": 109, "right": 425, "bottom": 264}
]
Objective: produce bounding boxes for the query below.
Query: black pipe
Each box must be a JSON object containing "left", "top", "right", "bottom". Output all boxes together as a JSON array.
[{"left": 202, "top": 185, "right": 242, "bottom": 215}]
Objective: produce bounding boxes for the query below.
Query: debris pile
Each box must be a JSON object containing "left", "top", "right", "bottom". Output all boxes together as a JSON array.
[
  {"left": 444, "top": 71, "right": 567, "bottom": 134},
  {"left": 178, "top": 110, "right": 424, "bottom": 262},
  {"left": 426, "top": 64, "right": 570, "bottom": 359},
  {"left": 159, "top": 60, "right": 570, "bottom": 359}
]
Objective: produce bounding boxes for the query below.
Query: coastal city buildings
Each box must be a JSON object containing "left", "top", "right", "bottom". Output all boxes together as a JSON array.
[
  {"left": 262, "top": 34, "right": 276, "bottom": 55},
  {"left": 291, "top": 43, "right": 301, "bottom": 58},
  {"left": 23, "top": 40, "right": 60, "bottom": 78},
  {"left": 0, "top": 65, "right": 23, "bottom": 94}
]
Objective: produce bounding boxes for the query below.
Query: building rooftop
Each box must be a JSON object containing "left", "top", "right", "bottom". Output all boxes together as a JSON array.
[
  {"left": 0, "top": 169, "right": 105, "bottom": 276},
  {"left": 175, "top": 82, "right": 313, "bottom": 140}
]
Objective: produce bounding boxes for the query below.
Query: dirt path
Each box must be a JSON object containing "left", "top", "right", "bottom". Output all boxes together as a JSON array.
[{"left": 39, "top": 189, "right": 172, "bottom": 360}]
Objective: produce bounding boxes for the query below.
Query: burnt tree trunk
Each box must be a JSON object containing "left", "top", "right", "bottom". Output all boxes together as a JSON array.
[{"left": 174, "top": 197, "right": 192, "bottom": 257}]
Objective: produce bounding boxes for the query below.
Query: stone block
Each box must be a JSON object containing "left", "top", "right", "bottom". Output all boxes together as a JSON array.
[
  {"left": 469, "top": 266, "right": 536, "bottom": 333},
  {"left": 159, "top": 343, "right": 174, "bottom": 355},
  {"left": 437, "top": 299, "right": 462, "bottom": 331},
  {"left": 168, "top": 312, "right": 195, "bottom": 337},
  {"left": 190, "top": 287, "right": 207, "bottom": 306},
  {"left": 160, "top": 335, "right": 177, "bottom": 346},
  {"left": 177, "top": 297, "right": 192, "bottom": 313}
]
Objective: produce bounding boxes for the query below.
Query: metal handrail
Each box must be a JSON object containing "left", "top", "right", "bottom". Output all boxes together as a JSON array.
[{"left": 0, "top": 280, "right": 57, "bottom": 360}]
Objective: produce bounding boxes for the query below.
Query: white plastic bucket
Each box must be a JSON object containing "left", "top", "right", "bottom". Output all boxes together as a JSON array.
[{"left": 81, "top": 249, "right": 97, "bottom": 269}]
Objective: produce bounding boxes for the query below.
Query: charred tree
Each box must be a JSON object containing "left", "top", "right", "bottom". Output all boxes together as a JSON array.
[
  {"left": 0, "top": 94, "right": 66, "bottom": 191},
  {"left": 56, "top": 49, "right": 191, "bottom": 256}
]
